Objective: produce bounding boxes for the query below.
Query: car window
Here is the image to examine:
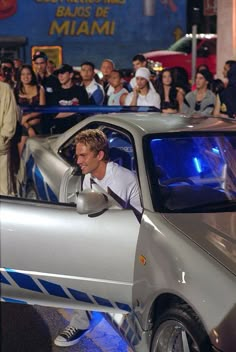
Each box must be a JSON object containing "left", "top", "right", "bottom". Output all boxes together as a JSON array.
[
  {"left": 169, "top": 37, "right": 202, "bottom": 54},
  {"left": 103, "top": 127, "right": 135, "bottom": 172},
  {"left": 145, "top": 133, "right": 236, "bottom": 212}
]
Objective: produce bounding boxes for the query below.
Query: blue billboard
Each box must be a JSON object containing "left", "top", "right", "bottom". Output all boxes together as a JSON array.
[{"left": 0, "top": 0, "right": 186, "bottom": 67}]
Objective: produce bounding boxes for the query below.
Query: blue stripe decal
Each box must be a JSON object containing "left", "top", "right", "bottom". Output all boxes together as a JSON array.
[
  {"left": 38, "top": 279, "right": 69, "bottom": 298},
  {"left": 34, "top": 166, "right": 48, "bottom": 200},
  {"left": 0, "top": 273, "right": 11, "bottom": 285},
  {"left": 93, "top": 295, "right": 114, "bottom": 308},
  {"left": 126, "top": 327, "right": 134, "bottom": 342},
  {"left": 26, "top": 155, "right": 34, "bottom": 181},
  {"left": 68, "top": 288, "right": 93, "bottom": 304},
  {"left": 46, "top": 184, "right": 58, "bottom": 202},
  {"left": 116, "top": 302, "right": 132, "bottom": 312},
  {"left": 6, "top": 270, "right": 42, "bottom": 293},
  {"left": 2, "top": 297, "right": 27, "bottom": 304},
  {"left": 1, "top": 268, "right": 131, "bottom": 312}
]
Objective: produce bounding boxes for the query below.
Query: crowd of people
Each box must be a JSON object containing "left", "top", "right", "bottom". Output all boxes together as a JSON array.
[{"left": 0, "top": 51, "right": 236, "bottom": 196}]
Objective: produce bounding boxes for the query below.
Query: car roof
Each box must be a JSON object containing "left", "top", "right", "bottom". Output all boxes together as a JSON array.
[{"left": 54, "top": 113, "right": 236, "bottom": 151}]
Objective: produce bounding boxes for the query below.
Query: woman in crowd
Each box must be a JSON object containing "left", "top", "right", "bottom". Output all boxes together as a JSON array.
[
  {"left": 155, "top": 68, "right": 183, "bottom": 113},
  {"left": 14, "top": 64, "right": 45, "bottom": 156}
]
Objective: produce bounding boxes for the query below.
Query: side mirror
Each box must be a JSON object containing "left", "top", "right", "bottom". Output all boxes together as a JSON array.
[{"left": 76, "top": 189, "right": 109, "bottom": 215}]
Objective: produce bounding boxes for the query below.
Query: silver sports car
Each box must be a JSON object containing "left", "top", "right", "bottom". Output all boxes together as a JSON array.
[{"left": 1, "top": 112, "right": 236, "bottom": 352}]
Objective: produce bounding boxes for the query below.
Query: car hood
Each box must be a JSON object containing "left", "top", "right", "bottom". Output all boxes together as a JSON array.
[{"left": 162, "top": 212, "right": 236, "bottom": 275}]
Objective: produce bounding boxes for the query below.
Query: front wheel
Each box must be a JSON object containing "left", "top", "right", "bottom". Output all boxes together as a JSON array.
[{"left": 151, "top": 304, "right": 212, "bottom": 352}]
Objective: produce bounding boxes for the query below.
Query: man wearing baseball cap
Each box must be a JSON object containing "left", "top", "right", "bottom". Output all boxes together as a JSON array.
[
  {"left": 53, "top": 63, "right": 89, "bottom": 133},
  {"left": 32, "top": 51, "right": 60, "bottom": 106}
]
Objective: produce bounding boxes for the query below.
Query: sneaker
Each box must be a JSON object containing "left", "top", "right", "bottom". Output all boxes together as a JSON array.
[{"left": 54, "top": 325, "right": 87, "bottom": 347}]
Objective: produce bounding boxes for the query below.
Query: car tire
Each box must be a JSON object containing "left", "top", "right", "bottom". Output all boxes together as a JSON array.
[
  {"left": 26, "top": 183, "right": 38, "bottom": 200},
  {"left": 151, "top": 304, "right": 212, "bottom": 352}
]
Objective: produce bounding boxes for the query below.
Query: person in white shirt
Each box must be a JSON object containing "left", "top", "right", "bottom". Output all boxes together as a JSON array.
[
  {"left": 125, "top": 67, "right": 161, "bottom": 110},
  {"left": 54, "top": 129, "right": 142, "bottom": 347},
  {"left": 107, "top": 70, "right": 128, "bottom": 106}
]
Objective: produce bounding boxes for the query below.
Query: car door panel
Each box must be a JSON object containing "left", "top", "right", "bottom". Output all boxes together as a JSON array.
[{"left": 0, "top": 197, "right": 140, "bottom": 312}]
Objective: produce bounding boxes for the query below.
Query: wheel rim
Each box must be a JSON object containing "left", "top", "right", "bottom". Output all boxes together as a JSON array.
[{"left": 152, "top": 320, "right": 200, "bottom": 352}]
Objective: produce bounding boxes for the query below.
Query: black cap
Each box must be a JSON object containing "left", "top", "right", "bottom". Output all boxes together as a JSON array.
[
  {"left": 54, "top": 64, "right": 74, "bottom": 75},
  {"left": 197, "top": 69, "right": 213, "bottom": 83},
  {"left": 32, "top": 51, "right": 48, "bottom": 62}
]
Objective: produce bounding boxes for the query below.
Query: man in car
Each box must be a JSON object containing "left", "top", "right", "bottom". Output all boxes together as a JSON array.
[{"left": 54, "top": 129, "right": 142, "bottom": 347}]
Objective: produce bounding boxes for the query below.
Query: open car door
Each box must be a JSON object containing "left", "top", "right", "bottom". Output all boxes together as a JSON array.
[{"left": 0, "top": 193, "right": 140, "bottom": 314}]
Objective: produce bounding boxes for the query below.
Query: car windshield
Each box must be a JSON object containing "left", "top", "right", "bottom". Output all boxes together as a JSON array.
[
  {"left": 169, "top": 37, "right": 202, "bottom": 54},
  {"left": 145, "top": 132, "right": 236, "bottom": 213}
]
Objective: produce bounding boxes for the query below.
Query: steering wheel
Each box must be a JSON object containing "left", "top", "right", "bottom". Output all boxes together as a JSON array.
[{"left": 163, "top": 177, "right": 195, "bottom": 185}]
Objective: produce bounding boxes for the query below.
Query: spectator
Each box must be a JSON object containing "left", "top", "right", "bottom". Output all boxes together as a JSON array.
[
  {"left": 181, "top": 69, "right": 215, "bottom": 116},
  {"left": 125, "top": 67, "right": 160, "bottom": 109},
  {"left": 107, "top": 70, "right": 128, "bottom": 106},
  {"left": 0, "top": 58, "right": 15, "bottom": 88},
  {"left": 129, "top": 54, "right": 147, "bottom": 89},
  {"left": 47, "top": 60, "right": 56, "bottom": 75},
  {"left": 80, "top": 61, "right": 104, "bottom": 105},
  {"left": 222, "top": 60, "right": 236, "bottom": 86},
  {"left": 99, "top": 58, "right": 115, "bottom": 103},
  {"left": 53, "top": 64, "right": 89, "bottom": 133},
  {"left": 171, "top": 66, "right": 190, "bottom": 96},
  {"left": 155, "top": 68, "right": 183, "bottom": 113},
  {"left": 32, "top": 51, "right": 60, "bottom": 106},
  {"left": 213, "top": 64, "right": 236, "bottom": 118},
  {"left": 210, "top": 79, "right": 225, "bottom": 96},
  {"left": 13, "top": 57, "right": 23, "bottom": 81},
  {"left": 54, "top": 129, "right": 142, "bottom": 347},
  {"left": 14, "top": 64, "right": 46, "bottom": 156},
  {"left": 0, "top": 81, "right": 18, "bottom": 195}
]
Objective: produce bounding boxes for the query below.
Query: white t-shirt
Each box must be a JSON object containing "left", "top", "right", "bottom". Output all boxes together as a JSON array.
[
  {"left": 83, "top": 161, "right": 142, "bottom": 213},
  {"left": 125, "top": 89, "right": 161, "bottom": 109}
]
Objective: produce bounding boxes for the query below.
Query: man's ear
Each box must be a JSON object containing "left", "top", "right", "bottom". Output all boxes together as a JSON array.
[{"left": 97, "top": 150, "right": 105, "bottom": 161}]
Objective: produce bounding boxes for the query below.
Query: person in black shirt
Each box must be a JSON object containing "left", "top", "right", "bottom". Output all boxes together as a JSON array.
[
  {"left": 32, "top": 51, "right": 60, "bottom": 106},
  {"left": 53, "top": 64, "right": 89, "bottom": 133}
]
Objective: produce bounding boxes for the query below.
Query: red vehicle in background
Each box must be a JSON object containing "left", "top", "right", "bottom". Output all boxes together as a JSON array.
[{"left": 144, "top": 34, "right": 217, "bottom": 80}]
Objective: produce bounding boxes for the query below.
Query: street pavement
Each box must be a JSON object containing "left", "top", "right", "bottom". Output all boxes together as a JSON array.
[{"left": 1, "top": 303, "right": 130, "bottom": 352}]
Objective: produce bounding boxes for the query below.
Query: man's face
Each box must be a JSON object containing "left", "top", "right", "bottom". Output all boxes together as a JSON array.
[
  {"left": 80, "top": 65, "right": 94, "bottom": 82},
  {"left": 223, "top": 63, "right": 230, "bottom": 78},
  {"left": 132, "top": 60, "right": 146, "bottom": 71},
  {"left": 136, "top": 76, "right": 148, "bottom": 89},
  {"left": 76, "top": 143, "right": 103, "bottom": 175},
  {"left": 195, "top": 73, "right": 208, "bottom": 89},
  {"left": 100, "top": 61, "right": 113, "bottom": 79},
  {"left": 58, "top": 71, "right": 73, "bottom": 85},
  {"left": 34, "top": 58, "right": 47, "bottom": 75},
  {"left": 109, "top": 71, "right": 121, "bottom": 88}
]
